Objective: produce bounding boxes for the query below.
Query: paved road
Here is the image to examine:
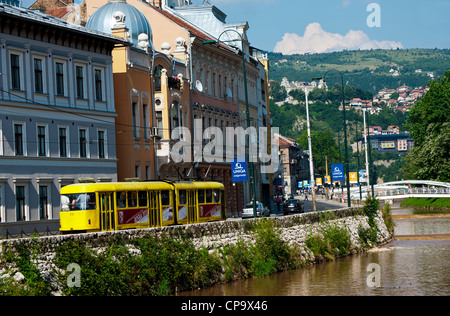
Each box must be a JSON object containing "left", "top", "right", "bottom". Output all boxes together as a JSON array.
[
  {"left": 270, "top": 196, "right": 348, "bottom": 216},
  {"left": 303, "top": 197, "right": 348, "bottom": 213}
]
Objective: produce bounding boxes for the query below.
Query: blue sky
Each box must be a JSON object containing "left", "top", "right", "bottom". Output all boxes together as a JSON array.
[{"left": 204, "top": 0, "right": 450, "bottom": 54}]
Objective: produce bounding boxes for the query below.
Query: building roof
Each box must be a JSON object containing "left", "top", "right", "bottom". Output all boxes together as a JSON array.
[
  {"left": 0, "top": 1, "right": 127, "bottom": 44},
  {"left": 86, "top": 0, "right": 153, "bottom": 48}
]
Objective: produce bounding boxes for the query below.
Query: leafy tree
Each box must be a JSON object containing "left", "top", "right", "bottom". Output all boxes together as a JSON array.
[
  {"left": 297, "top": 129, "right": 340, "bottom": 175},
  {"left": 269, "top": 80, "right": 287, "bottom": 102},
  {"left": 402, "top": 122, "right": 450, "bottom": 182},
  {"left": 288, "top": 88, "right": 305, "bottom": 101},
  {"left": 407, "top": 70, "right": 450, "bottom": 146},
  {"left": 402, "top": 70, "right": 450, "bottom": 181}
]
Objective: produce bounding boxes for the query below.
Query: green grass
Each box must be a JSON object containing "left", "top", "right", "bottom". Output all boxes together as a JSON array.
[{"left": 400, "top": 198, "right": 450, "bottom": 212}]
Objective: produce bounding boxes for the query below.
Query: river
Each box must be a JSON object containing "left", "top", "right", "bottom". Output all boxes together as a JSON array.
[{"left": 180, "top": 208, "right": 450, "bottom": 296}]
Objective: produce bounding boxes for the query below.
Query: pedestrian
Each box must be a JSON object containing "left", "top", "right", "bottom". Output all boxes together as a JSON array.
[
  {"left": 304, "top": 191, "right": 308, "bottom": 201},
  {"left": 276, "top": 196, "right": 281, "bottom": 213}
]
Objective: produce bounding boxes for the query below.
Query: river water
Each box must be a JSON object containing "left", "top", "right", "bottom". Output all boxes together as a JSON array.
[{"left": 181, "top": 208, "right": 450, "bottom": 296}]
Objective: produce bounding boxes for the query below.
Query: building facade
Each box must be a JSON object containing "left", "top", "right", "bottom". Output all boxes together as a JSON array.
[
  {"left": 31, "top": 0, "right": 273, "bottom": 216},
  {"left": 0, "top": 1, "right": 121, "bottom": 235},
  {"left": 86, "top": 0, "right": 159, "bottom": 181}
]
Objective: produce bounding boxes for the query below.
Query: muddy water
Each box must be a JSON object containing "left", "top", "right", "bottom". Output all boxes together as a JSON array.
[{"left": 180, "top": 209, "right": 450, "bottom": 296}]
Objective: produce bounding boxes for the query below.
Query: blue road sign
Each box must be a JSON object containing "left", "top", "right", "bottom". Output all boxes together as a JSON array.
[
  {"left": 231, "top": 159, "right": 249, "bottom": 182},
  {"left": 331, "top": 164, "right": 345, "bottom": 182}
]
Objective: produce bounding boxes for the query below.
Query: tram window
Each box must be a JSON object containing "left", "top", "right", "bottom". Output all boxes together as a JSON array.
[
  {"left": 198, "top": 189, "right": 205, "bottom": 204},
  {"left": 127, "top": 191, "right": 138, "bottom": 207},
  {"left": 62, "top": 193, "right": 96, "bottom": 211},
  {"left": 206, "top": 189, "right": 212, "bottom": 203},
  {"left": 179, "top": 190, "right": 187, "bottom": 205},
  {"left": 161, "top": 190, "right": 170, "bottom": 206},
  {"left": 138, "top": 191, "right": 147, "bottom": 207},
  {"left": 213, "top": 189, "right": 220, "bottom": 203},
  {"left": 117, "top": 192, "right": 127, "bottom": 208}
]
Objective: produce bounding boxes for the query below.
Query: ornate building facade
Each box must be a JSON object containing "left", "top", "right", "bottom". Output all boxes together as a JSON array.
[{"left": 0, "top": 1, "right": 121, "bottom": 234}]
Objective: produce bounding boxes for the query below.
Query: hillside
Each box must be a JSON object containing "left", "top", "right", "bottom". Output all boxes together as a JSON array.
[{"left": 268, "top": 48, "right": 450, "bottom": 93}]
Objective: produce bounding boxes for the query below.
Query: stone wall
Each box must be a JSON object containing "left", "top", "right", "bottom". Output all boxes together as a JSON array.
[
  {"left": 0, "top": 207, "right": 392, "bottom": 294},
  {"left": 1, "top": 207, "right": 390, "bottom": 252}
]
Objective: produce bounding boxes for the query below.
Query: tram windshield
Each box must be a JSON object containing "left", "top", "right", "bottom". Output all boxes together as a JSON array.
[{"left": 61, "top": 193, "right": 96, "bottom": 211}]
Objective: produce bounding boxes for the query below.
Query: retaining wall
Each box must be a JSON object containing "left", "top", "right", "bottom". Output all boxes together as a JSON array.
[{"left": 0, "top": 207, "right": 392, "bottom": 294}]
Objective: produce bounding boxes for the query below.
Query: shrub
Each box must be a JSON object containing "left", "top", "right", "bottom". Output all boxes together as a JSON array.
[
  {"left": 358, "top": 225, "right": 378, "bottom": 248},
  {"left": 381, "top": 202, "right": 395, "bottom": 234},
  {"left": 363, "top": 196, "right": 380, "bottom": 228},
  {"left": 305, "top": 224, "right": 352, "bottom": 260}
]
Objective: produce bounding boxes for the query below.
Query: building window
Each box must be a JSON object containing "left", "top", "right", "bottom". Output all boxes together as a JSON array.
[
  {"left": 171, "top": 102, "right": 179, "bottom": 131},
  {"left": 0, "top": 120, "right": 3, "bottom": 156},
  {"left": 206, "top": 70, "right": 211, "bottom": 96},
  {"left": 145, "top": 165, "right": 151, "bottom": 181},
  {"left": 98, "top": 130, "right": 105, "bottom": 159},
  {"left": 37, "top": 125, "right": 47, "bottom": 156},
  {"left": 135, "top": 165, "right": 141, "bottom": 179},
  {"left": 132, "top": 102, "right": 138, "bottom": 138},
  {"left": 55, "top": 62, "right": 65, "bottom": 96},
  {"left": 39, "top": 185, "right": 48, "bottom": 220},
  {"left": 219, "top": 74, "right": 223, "bottom": 99},
  {"left": 156, "top": 111, "right": 163, "bottom": 138},
  {"left": 79, "top": 129, "right": 87, "bottom": 158},
  {"left": 14, "top": 123, "right": 24, "bottom": 156},
  {"left": 34, "top": 58, "right": 44, "bottom": 93},
  {"left": 10, "top": 54, "right": 21, "bottom": 90},
  {"left": 16, "top": 185, "right": 25, "bottom": 221},
  {"left": 76, "top": 66, "right": 84, "bottom": 99},
  {"left": 142, "top": 103, "right": 149, "bottom": 139},
  {"left": 95, "top": 69, "right": 103, "bottom": 101},
  {"left": 213, "top": 72, "right": 217, "bottom": 98},
  {"left": 59, "top": 127, "right": 67, "bottom": 157}
]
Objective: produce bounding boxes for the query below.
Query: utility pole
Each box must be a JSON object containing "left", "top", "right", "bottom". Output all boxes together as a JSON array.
[{"left": 305, "top": 88, "right": 316, "bottom": 212}]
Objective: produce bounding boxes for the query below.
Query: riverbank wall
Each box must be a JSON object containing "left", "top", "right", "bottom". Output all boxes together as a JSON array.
[{"left": 0, "top": 207, "right": 392, "bottom": 295}]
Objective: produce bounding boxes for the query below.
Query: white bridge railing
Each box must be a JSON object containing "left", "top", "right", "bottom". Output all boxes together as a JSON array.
[
  {"left": 380, "top": 187, "right": 450, "bottom": 197},
  {"left": 349, "top": 186, "right": 450, "bottom": 200}
]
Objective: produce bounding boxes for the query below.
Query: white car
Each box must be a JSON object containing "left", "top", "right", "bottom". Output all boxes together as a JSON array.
[{"left": 241, "top": 202, "right": 270, "bottom": 218}]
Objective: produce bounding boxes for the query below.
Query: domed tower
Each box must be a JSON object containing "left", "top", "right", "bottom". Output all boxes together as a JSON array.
[{"left": 86, "top": 0, "right": 153, "bottom": 49}]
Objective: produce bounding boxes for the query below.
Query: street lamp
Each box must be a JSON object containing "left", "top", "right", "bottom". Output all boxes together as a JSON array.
[
  {"left": 203, "top": 30, "right": 257, "bottom": 218},
  {"left": 304, "top": 87, "right": 317, "bottom": 212},
  {"left": 313, "top": 70, "right": 351, "bottom": 208},
  {"left": 362, "top": 105, "right": 371, "bottom": 196}
]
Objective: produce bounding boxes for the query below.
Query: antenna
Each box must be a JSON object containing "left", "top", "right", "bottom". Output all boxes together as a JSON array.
[
  {"left": 226, "top": 87, "right": 233, "bottom": 99},
  {"left": 195, "top": 80, "right": 203, "bottom": 92}
]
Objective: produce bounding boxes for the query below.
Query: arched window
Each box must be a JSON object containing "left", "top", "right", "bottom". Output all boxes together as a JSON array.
[
  {"left": 153, "top": 65, "right": 164, "bottom": 92},
  {"left": 171, "top": 101, "right": 179, "bottom": 131}
]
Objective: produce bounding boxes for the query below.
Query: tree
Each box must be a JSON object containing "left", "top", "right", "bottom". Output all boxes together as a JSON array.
[
  {"left": 402, "top": 123, "right": 450, "bottom": 182},
  {"left": 297, "top": 129, "right": 339, "bottom": 176},
  {"left": 288, "top": 88, "right": 305, "bottom": 102},
  {"left": 401, "top": 70, "right": 450, "bottom": 181},
  {"left": 269, "top": 80, "right": 287, "bottom": 102},
  {"left": 407, "top": 70, "right": 450, "bottom": 146}
]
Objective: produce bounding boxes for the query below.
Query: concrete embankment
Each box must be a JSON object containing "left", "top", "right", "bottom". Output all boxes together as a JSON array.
[{"left": 0, "top": 207, "right": 392, "bottom": 295}]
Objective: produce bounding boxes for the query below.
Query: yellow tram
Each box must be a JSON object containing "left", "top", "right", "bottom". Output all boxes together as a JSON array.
[{"left": 59, "top": 181, "right": 226, "bottom": 233}]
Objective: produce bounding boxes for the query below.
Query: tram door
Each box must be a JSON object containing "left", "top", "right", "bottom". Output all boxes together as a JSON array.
[
  {"left": 148, "top": 191, "right": 161, "bottom": 227},
  {"left": 187, "top": 190, "right": 197, "bottom": 224},
  {"left": 99, "top": 192, "right": 115, "bottom": 231}
]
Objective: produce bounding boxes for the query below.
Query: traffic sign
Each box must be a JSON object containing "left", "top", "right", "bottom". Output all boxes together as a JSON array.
[
  {"left": 331, "top": 164, "right": 345, "bottom": 182},
  {"left": 231, "top": 159, "right": 248, "bottom": 182},
  {"left": 349, "top": 172, "right": 358, "bottom": 184}
]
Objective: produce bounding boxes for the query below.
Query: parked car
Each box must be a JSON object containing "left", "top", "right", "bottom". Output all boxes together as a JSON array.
[
  {"left": 241, "top": 202, "right": 270, "bottom": 218},
  {"left": 283, "top": 199, "right": 304, "bottom": 215}
]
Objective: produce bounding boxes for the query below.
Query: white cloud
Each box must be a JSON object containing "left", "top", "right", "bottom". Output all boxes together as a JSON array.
[{"left": 274, "top": 22, "right": 403, "bottom": 55}]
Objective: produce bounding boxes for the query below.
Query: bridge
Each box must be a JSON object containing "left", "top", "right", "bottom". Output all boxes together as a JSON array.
[{"left": 349, "top": 180, "right": 450, "bottom": 201}]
